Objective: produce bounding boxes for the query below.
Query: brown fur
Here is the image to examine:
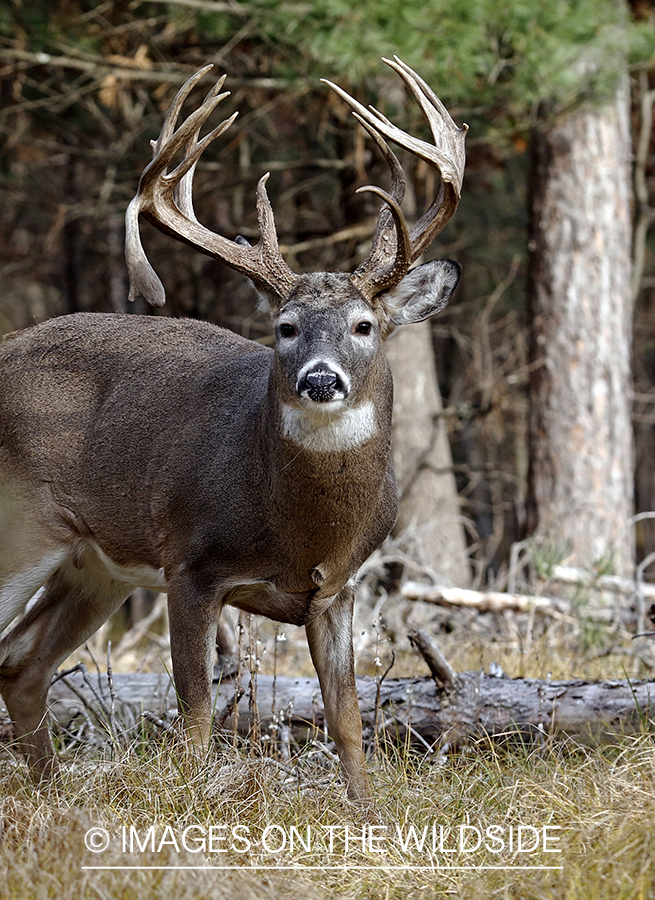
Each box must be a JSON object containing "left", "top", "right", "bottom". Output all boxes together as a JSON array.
[
  {"left": 0, "top": 263, "right": 459, "bottom": 803},
  {"left": 0, "top": 56, "right": 467, "bottom": 801}
]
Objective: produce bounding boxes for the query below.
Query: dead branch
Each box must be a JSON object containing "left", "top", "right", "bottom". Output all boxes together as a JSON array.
[
  {"left": 407, "top": 626, "right": 459, "bottom": 690},
  {"left": 13, "top": 668, "right": 655, "bottom": 752},
  {"left": 0, "top": 49, "right": 289, "bottom": 89},
  {"left": 551, "top": 564, "right": 655, "bottom": 600},
  {"left": 401, "top": 582, "right": 573, "bottom": 618}
]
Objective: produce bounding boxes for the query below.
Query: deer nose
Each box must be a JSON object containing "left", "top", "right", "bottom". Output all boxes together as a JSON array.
[
  {"left": 306, "top": 370, "right": 337, "bottom": 390},
  {"left": 298, "top": 364, "right": 348, "bottom": 402}
]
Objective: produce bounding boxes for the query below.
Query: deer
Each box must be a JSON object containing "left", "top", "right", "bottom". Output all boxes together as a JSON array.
[{"left": 0, "top": 57, "right": 466, "bottom": 801}]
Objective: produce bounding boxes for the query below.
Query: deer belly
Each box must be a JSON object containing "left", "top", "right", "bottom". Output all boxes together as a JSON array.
[{"left": 223, "top": 580, "right": 336, "bottom": 626}]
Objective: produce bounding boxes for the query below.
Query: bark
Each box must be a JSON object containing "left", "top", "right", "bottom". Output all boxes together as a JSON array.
[
  {"left": 30, "top": 668, "right": 655, "bottom": 750},
  {"left": 387, "top": 321, "right": 471, "bottom": 586},
  {"left": 527, "top": 76, "right": 634, "bottom": 575}
]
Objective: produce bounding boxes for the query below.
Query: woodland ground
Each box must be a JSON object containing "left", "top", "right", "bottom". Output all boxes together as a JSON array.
[{"left": 0, "top": 586, "right": 654, "bottom": 900}]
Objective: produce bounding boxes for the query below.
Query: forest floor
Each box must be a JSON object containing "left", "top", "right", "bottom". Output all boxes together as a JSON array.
[{"left": 0, "top": 582, "right": 654, "bottom": 900}]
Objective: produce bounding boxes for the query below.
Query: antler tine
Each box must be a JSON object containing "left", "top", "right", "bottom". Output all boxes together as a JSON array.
[
  {"left": 323, "top": 58, "right": 467, "bottom": 300},
  {"left": 174, "top": 76, "right": 231, "bottom": 221},
  {"left": 153, "top": 64, "right": 214, "bottom": 157},
  {"left": 352, "top": 112, "right": 406, "bottom": 203},
  {"left": 143, "top": 89, "right": 232, "bottom": 188},
  {"left": 126, "top": 74, "right": 235, "bottom": 306},
  {"left": 354, "top": 183, "right": 412, "bottom": 292},
  {"left": 349, "top": 114, "right": 412, "bottom": 295},
  {"left": 126, "top": 66, "right": 299, "bottom": 307},
  {"left": 382, "top": 56, "right": 467, "bottom": 261},
  {"left": 383, "top": 56, "right": 466, "bottom": 184}
]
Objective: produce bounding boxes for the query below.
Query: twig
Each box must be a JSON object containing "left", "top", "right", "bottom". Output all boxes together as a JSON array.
[
  {"left": 407, "top": 627, "right": 459, "bottom": 691},
  {"left": 215, "top": 686, "right": 245, "bottom": 728},
  {"left": 83, "top": 640, "right": 108, "bottom": 701},
  {"left": 106, "top": 641, "right": 119, "bottom": 747},
  {"left": 58, "top": 676, "right": 105, "bottom": 735},
  {"left": 142, "top": 710, "right": 173, "bottom": 732},
  {"left": 279, "top": 223, "right": 375, "bottom": 256},
  {"left": 111, "top": 592, "right": 167, "bottom": 658},
  {"left": 373, "top": 651, "right": 396, "bottom": 737},
  {"left": 50, "top": 663, "right": 86, "bottom": 686},
  {"left": 131, "top": 0, "right": 249, "bottom": 14},
  {"left": 0, "top": 49, "right": 290, "bottom": 89}
]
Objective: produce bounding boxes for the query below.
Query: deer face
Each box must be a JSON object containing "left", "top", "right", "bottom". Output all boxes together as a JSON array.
[
  {"left": 264, "top": 274, "right": 384, "bottom": 452},
  {"left": 266, "top": 260, "right": 461, "bottom": 453},
  {"left": 271, "top": 273, "right": 383, "bottom": 411}
]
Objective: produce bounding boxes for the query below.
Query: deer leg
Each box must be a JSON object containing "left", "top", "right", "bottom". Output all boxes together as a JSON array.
[
  {"left": 0, "top": 486, "right": 69, "bottom": 633},
  {"left": 305, "top": 583, "right": 370, "bottom": 802},
  {"left": 0, "top": 556, "right": 129, "bottom": 778},
  {"left": 216, "top": 615, "right": 237, "bottom": 657},
  {"left": 167, "top": 573, "right": 219, "bottom": 749}
]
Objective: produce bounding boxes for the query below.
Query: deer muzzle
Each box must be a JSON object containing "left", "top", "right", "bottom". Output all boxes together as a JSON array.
[{"left": 297, "top": 363, "right": 349, "bottom": 403}]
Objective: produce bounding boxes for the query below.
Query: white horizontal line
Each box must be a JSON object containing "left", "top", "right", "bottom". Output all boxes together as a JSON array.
[{"left": 83, "top": 865, "right": 564, "bottom": 871}]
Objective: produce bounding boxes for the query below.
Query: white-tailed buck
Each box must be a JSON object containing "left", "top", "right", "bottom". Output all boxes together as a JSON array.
[{"left": 0, "top": 58, "right": 466, "bottom": 800}]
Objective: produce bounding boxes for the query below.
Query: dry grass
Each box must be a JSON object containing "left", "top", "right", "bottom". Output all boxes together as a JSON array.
[
  {"left": 0, "top": 731, "right": 654, "bottom": 899},
  {"left": 2, "top": 580, "right": 655, "bottom": 900}
]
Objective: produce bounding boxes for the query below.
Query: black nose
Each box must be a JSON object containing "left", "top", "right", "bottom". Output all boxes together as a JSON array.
[
  {"left": 299, "top": 366, "right": 345, "bottom": 402},
  {"left": 306, "top": 371, "right": 337, "bottom": 390}
]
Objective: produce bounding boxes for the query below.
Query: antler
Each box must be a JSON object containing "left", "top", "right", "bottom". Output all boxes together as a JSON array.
[
  {"left": 323, "top": 56, "right": 467, "bottom": 302},
  {"left": 125, "top": 64, "right": 299, "bottom": 307}
]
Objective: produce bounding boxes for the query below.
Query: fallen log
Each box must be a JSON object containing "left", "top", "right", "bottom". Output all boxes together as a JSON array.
[
  {"left": 4, "top": 665, "right": 651, "bottom": 752},
  {"left": 552, "top": 564, "right": 655, "bottom": 599},
  {"left": 400, "top": 582, "right": 640, "bottom": 625},
  {"left": 401, "top": 581, "right": 573, "bottom": 618}
]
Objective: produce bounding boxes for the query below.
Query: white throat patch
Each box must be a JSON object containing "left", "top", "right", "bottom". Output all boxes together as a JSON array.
[{"left": 281, "top": 401, "right": 377, "bottom": 452}]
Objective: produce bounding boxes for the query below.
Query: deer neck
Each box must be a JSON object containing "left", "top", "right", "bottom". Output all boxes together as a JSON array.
[
  {"left": 260, "top": 361, "right": 394, "bottom": 519},
  {"left": 254, "top": 372, "right": 394, "bottom": 596},
  {"left": 263, "top": 356, "right": 392, "bottom": 463}
]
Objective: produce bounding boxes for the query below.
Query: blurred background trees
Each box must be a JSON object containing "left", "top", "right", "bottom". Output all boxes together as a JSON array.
[{"left": 0, "top": 0, "right": 653, "bottom": 588}]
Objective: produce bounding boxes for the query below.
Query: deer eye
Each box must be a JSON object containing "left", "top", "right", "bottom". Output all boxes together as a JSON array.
[
  {"left": 279, "top": 323, "right": 298, "bottom": 338},
  {"left": 354, "top": 321, "right": 373, "bottom": 335}
]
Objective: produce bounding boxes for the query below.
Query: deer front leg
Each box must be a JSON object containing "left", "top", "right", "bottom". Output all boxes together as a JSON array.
[
  {"left": 305, "top": 584, "right": 370, "bottom": 802},
  {"left": 167, "top": 572, "right": 219, "bottom": 750}
]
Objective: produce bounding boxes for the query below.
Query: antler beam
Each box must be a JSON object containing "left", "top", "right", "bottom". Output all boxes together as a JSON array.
[
  {"left": 125, "top": 65, "right": 299, "bottom": 307},
  {"left": 126, "top": 58, "right": 465, "bottom": 309}
]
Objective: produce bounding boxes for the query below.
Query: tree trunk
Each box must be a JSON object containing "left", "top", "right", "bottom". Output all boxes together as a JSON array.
[
  {"left": 34, "top": 668, "right": 655, "bottom": 750},
  {"left": 527, "top": 76, "right": 634, "bottom": 576},
  {"left": 387, "top": 322, "right": 471, "bottom": 586}
]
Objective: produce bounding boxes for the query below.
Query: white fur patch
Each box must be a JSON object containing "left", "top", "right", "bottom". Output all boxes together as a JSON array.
[
  {"left": 90, "top": 542, "right": 167, "bottom": 591},
  {"left": 281, "top": 401, "right": 377, "bottom": 452},
  {"left": 0, "top": 551, "right": 67, "bottom": 633}
]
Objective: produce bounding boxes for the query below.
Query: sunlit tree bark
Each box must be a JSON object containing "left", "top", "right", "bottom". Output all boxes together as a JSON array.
[
  {"left": 527, "top": 74, "right": 634, "bottom": 575},
  {"left": 388, "top": 322, "right": 471, "bottom": 586}
]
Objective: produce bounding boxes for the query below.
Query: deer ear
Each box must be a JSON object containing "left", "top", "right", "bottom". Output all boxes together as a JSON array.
[{"left": 383, "top": 259, "right": 461, "bottom": 326}]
